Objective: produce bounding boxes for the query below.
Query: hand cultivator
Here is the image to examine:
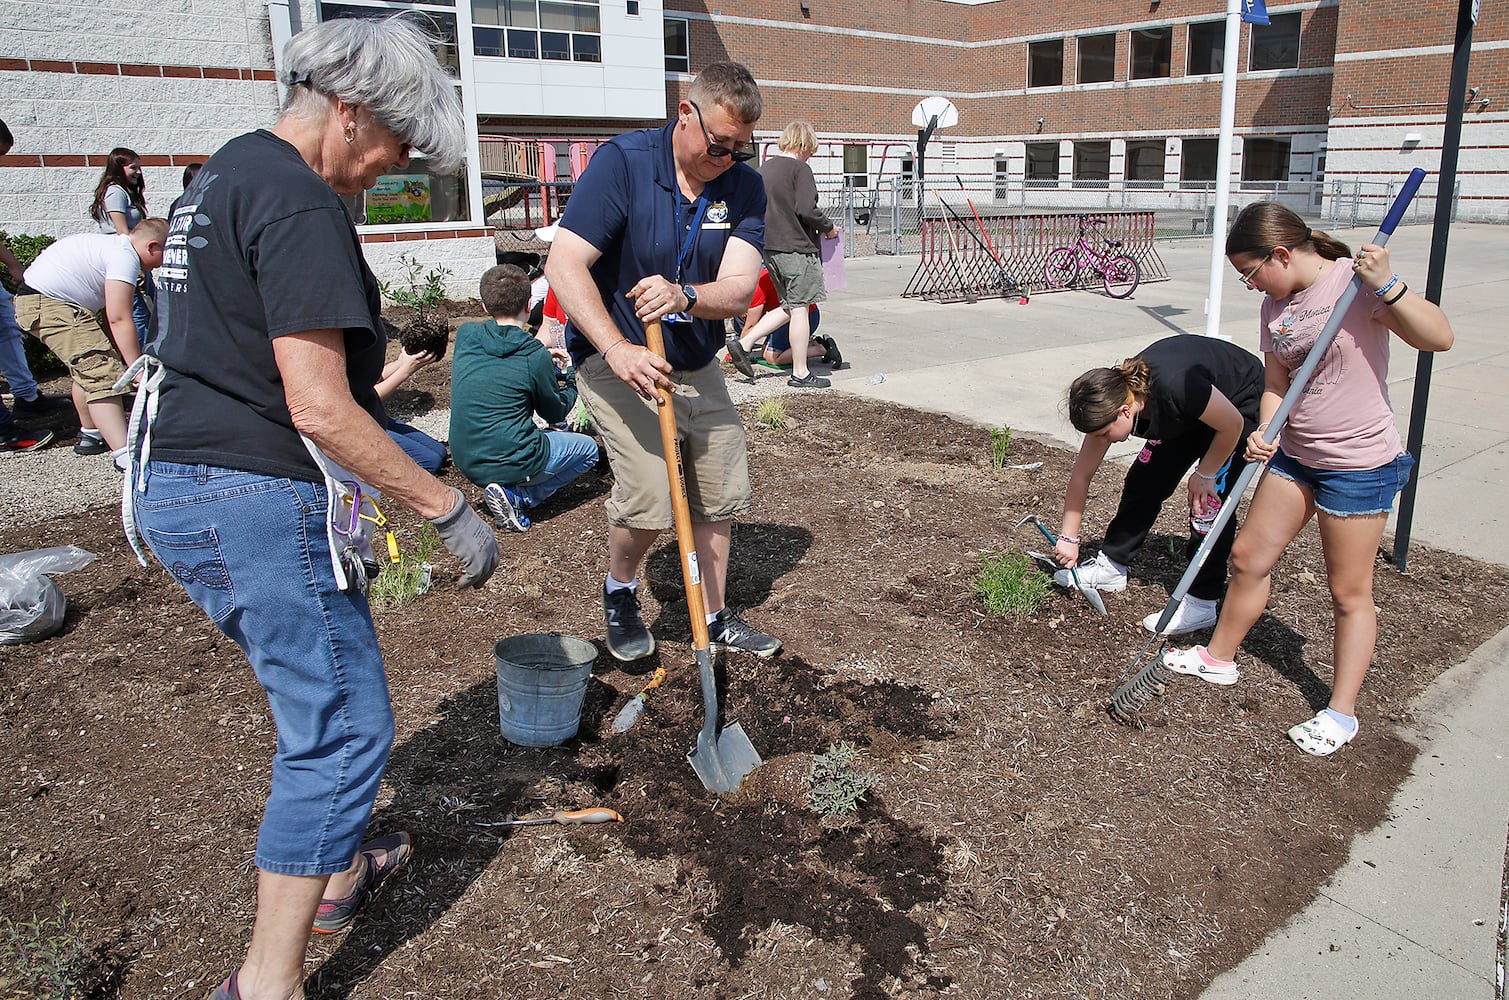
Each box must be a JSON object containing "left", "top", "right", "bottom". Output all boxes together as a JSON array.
[{"left": 1107, "top": 167, "right": 1428, "bottom": 728}]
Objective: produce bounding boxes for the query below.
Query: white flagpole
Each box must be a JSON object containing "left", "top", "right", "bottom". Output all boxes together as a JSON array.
[{"left": 1204, "top": 0, "right": 1243, "bottom": 338}]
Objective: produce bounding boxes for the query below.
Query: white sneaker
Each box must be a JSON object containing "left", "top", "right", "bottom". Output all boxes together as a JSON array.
[
  {"left": 1143, "top": 596, "right": 1219, "bottom": 635},
  {"left": 1160, "top": 645, "right": 1239, "bottom": 686},
  {"left": 1052, "top": 551, "right": 1127, "bottom": 592}
]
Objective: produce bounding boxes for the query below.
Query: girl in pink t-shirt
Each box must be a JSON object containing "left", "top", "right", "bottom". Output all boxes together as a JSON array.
[{"left": 1163, "top": 202, "right": 1453, "bottom": 757}]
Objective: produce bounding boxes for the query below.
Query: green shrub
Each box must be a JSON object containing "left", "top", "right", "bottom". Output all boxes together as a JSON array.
[
  {"left": 0, "top": 906, "right": 93, "bottom": 999},
  {"left": 754, "top": 398, "right": 788, "bottom": 429},
  {"left": 0, "top": 230, "right": 66, "bottom": 378},
  {"left": 989, "top": 426, "right": 1013, "bottom": 469},
  {"left": 367, "top": 523, "right": 442, "bottom": 612},
  {"left": 808, "top": 741, "right": 881, "bottom": 817},
  {"left": 972, "top": 550, "right": 1050, "bottom": 617},
  {"left": 378, "top": 254, "right": 451, "bottom": 320}
]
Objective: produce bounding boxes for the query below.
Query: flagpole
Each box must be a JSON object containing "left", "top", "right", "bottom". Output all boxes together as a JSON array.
[{"left": 1203, "top": 0, "right": 1244, "bottom": 338}]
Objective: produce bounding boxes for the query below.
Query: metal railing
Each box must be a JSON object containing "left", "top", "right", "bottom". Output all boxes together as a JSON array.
[{"left": 1325, "top": 178, "right": 1458, "bottom": 229}]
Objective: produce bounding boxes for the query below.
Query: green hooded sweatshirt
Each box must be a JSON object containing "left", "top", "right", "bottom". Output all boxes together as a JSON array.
[{"left": 449, "top": 319, "right": 577, "bottom": 487}]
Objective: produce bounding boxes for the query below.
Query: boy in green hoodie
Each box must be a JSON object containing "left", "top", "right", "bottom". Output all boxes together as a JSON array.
[{"left": 450, "top": 264, "right": 600, "bottom": 531}]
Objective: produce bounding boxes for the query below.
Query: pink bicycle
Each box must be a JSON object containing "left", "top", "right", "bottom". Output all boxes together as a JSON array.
[{"left": 1042, "top": 215, "right": 1141, "bottom": 299}]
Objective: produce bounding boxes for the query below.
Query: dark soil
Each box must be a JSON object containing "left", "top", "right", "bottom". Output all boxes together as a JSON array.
[{"left": 3, "top": 380, "right": 1507, "bottom": 999}]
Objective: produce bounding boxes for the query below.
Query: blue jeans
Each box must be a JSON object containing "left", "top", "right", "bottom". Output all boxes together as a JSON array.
[
  {"left": 387, "top": 418, "right": 447, "bottom": 474},
  {"left": 135, "top": 462, "right": 394, "bottom": 876},
  {"left": 0, "top": 284, "right": 39, "bottom": 401},
  {"left": 133, "top": 285, "right": 154, "bottom": 351},
  {"left": 510, "top": 430, "right": 599, "bottom": 508}
]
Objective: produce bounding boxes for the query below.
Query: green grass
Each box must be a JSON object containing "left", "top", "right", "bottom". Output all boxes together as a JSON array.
[
  {"left": 989, "top": 426, "right": 1013, "bottom": 469},
  {"left": 754, "top": 398, "right": 789, "bottom": 430},
  {"left": 808, "top": 741, "right": 881, "bottom": 818},
  {"left": 972, "top": 550, "right": 1051, "bottom": 617},
  {"left": 367, "top": 523, "right": 442, "bottom": 612}
]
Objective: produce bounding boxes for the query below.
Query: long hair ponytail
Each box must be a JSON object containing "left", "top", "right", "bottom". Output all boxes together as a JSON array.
[
  {"left": 1067, "top": 357, "right": 1150, "bottom": 433},
  {"left": 1226, "top": 201, "right": 1350, "bottom": 261},
  {"left": 89, "top": 147, "right": 147, "bottom": 224}
]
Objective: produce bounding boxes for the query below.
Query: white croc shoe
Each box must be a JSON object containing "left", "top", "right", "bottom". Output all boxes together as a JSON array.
[
  {"left": 1160, "top": 645, "right": 1239, "bottom": 686},
  {"left": 1288, "top": 711, "right": 1358, "bottom": 757},
  {"left": 1143, "top": 596, "right": 1220, "bottom": 635}
]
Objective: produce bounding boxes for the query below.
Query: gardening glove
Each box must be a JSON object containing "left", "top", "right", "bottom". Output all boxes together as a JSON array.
[{"left": 429, "top": 487, "right": 500, "bottom": 589}]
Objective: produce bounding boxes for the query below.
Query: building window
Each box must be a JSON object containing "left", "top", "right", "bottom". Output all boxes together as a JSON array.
[
  {"left": 1130, "top": 26, "right": 1171, "bottom": 80},
  {"left": 1073, "top": 141, "right": 1110, "bottom": 185},
  {"left": 322, "top": 3, "right": 460, "bottom": 75},
  {"left": 843, "top": 145, "right": 868, "bottom": 188},
  {"left": 626, "top": 0, "right": 638, "bottom": 12},
  {"left": 471, "top": 0, "right": 601, "bottom": 62},
  {"left": 994, "top": 156, "right": 1009, "bottom": 198},
  {"left": 1027, "top": 39, "right": 1063, "bottom": 89},
  {"left": 1243, "top": 138, "right": 1291, "bottom": 181},
  {"left": 1078, "top": 32, "right": 1115, "bottom": 84},
  {"left": 1182, "top": 138, "right": 1217, "bottom": 181},
  {"left": 664, "top": 16, "right": 689, "bottom": 72},
  {"left": 1125, "top": 140, "right": 1164, "bottom": 182},
  {"left": 1250, "top": 12, "right": 1301, "bottom": 71},
  {"left": 1187, "top": 20, "right": 1224, "bottom": 76},
  {"left": 1026, "top": 142, "right": 1058, "bottom": 181}
]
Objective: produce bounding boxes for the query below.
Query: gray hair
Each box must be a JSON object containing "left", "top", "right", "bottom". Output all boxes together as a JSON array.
[{"left": 280, "top": 15, "right": 465, "bottom": 172}]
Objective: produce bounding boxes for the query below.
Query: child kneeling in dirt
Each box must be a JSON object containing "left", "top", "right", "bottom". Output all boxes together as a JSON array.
[{"left": 449, "top": 264, "right": 600, "bottom": 532}]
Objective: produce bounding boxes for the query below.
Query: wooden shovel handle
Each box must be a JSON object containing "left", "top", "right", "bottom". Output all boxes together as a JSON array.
[{"left": 644, "top": 320, "right": 711, "bottom": 649}]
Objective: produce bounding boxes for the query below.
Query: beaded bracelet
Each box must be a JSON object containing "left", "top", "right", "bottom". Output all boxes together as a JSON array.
[
  {"left": 1383, "top": 281, "right": 1408, "bottom": 306},
  {"left": 1191, "top": 468, "right": 1220, "bottom": 481},
  {"left": 1374, "top": 273, "right": 1401, "bottom": 299},
  {"left": 1058, "top": 535, "right": 1080, "bottom": 545}
]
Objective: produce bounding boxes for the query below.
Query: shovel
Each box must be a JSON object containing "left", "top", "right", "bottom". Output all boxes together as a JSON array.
[
  {"left": 1107, "top": 167, "right": 1428, "bottom": 726},
  {"left": 1013, "top": 513, "right": 1108, "bottom": 616},
  {"left": 644, "top": 319, "right": 762, "bottom": 794}
]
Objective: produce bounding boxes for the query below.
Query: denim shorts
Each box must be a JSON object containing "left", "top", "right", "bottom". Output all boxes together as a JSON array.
[
  {"left": 1266, "top": 447, "right": 1416, "bottom": 517},
  {"left": 135, "top": 462, "right": 394, "bottom": 876}
]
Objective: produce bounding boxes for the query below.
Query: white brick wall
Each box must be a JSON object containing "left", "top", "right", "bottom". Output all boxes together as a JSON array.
[
  {"left": 364, "top": 238, "right": 498, "bottom": 299},
  {"left": 1323, "top": 116, "right": 1509, "bottom": 223}
]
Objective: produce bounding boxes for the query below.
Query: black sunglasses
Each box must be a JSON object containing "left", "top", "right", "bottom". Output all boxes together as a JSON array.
[{"left": 687, "top": 100, "right": 756, "bottom": 162}]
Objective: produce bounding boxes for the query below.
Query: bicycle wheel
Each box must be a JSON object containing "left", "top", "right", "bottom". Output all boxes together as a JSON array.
[
  {"left": 1043, "top": 247, "right": 1080, "bottom": 289},
  {"left": 1101, "top": 254, "right": 1140, "bottom": 299}
]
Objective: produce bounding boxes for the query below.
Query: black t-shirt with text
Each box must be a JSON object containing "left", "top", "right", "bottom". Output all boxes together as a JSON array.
[
  {"left": 150, "top": 129, "right": 385, "bottom": 481},
  {"left": 1131, "top": 335, "right": 1264, "bottom": 442}
]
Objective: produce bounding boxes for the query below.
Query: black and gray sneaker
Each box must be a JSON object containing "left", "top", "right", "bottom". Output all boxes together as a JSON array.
[
  {"left": 725, "top": 335, "right": 756, "bottom": 379},
  {"left": 603, "top": 585, "right": 655, "bottom": 661},
  {"left": 814, "top": 334, "right": 843, "bottom": 369},
  {"left": 707, "top": 610, "right": 782, "bottom": 658}
]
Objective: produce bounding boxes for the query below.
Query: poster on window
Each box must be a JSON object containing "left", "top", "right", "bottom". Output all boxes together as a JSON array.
[{"left": 366, "top": 174, "right": 432, "bottom": 224}]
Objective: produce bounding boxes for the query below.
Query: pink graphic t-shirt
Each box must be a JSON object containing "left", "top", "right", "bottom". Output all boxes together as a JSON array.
[{"left": 1258, "top": 258, "right": 1402, "bottom": 470}]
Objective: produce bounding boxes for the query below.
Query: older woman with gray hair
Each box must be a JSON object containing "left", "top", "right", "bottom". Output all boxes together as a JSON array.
[{"left": 126, "top": 15, "right": 499, "bottom": 1000}]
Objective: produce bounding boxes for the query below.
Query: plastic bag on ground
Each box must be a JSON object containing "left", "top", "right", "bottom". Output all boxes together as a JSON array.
[{"left": 0, "top": 545, "right": 98, "bottom": 645}]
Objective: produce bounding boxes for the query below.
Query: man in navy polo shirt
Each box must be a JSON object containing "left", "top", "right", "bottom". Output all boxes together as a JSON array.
[{"left": 546, "top": 61, "right": 782, "bottom": 663}]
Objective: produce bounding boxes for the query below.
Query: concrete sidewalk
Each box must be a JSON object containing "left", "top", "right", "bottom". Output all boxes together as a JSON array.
[{"left": 810, "top": 225, "right": 1509, "bottom": 998}]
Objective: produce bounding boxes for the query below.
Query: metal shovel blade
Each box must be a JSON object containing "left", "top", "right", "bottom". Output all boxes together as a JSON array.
[
  {"left": 1068, "top": 566, "right": 1109, "bottom": 616},
  {"left": 686, "top": 646, "right": 762, "bottom": 793}
]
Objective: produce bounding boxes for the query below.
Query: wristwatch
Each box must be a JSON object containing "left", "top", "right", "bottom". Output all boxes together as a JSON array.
[{"left": 680, "top": 283, "right": 698, "bottom": 311}]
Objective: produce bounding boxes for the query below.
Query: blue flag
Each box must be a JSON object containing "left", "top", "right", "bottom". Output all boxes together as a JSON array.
[{"left": 1241, "top": 0, "right": 1270, "bottom": 24}]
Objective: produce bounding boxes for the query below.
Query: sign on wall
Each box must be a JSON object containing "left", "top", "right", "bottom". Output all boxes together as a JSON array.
[{"left": 366, "top": 174, "right": 433, "bottom": 224}]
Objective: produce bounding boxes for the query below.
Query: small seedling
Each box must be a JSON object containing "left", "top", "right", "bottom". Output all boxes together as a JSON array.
[
  {"left": 755, "top": 398, "right": 788, "bottom": 430},
  {"left": 808, "top": 741, "right": 881, "bottom": 817},
  {"left": 367, "top": 523, "right": 442, "bottom": 612},
  {"left": 379, "top": 255, "right": 453, "bottom": 357},
  {"left": 972, "top": 550, "right": 1050, "bottom": 617},
  {"left": 989, "top": 426, "right": 1013, "bottom": 470},
  {"left": 0, "top": 906, "right": 93, "bottom": 999}
]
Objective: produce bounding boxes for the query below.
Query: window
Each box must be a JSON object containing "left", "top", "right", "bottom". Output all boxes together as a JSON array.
[
  {"left": 1130, "top": 26, "right": 1171, "bottom": 80},
  {"left": 322, "top": 4, "right": 459, "bottom": 74},
  {"left": 1181, "top": 138, "right": 1217, "bottom": 181},
  {"left": 843, "top": 145, "right": 868, "bottom": 188},
  {"left": 1073, "top": 141, "right": 1110, "bottom": 185},
  {"left": 1187, "top": 20, "right": 1224, "bottom": 76},
  {"left": 664, "top": 16, "right": 689, "bottom": 72},
  {"left": 340, "top": 158, "right": 471, "bottom": 226},
  {"left": 1078, "top": 33, "right": 1115, "bottom": 84},
  {"left": 1027, "top": 39, "right": 1063, "bottom": 89},
  {"left": 626, "top": 0, "right": 638, "bottom": 12},
  {"left": 994, "top": 156, "right": 1009, "bottom": 198},
  {"left": 1025, "top": 142, "right": 1058, "bottom": 181},
  {"left": 1250, "top": 12, "right": 1301, "bottom": 71},
  {"left": 472, "top": 0, "right": 601, "bottom": 62},
  {"left": 1125, "top": 140, "right": 1164, "bottom": 182},
  {"left": 1243, "top": 138, "right": 1291, "bottom": 181}
]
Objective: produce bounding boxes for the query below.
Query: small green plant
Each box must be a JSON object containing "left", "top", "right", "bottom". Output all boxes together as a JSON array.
[
  {"left": 367, "top": 522, "right": 443, "bottom": 612},
  {"left": 808, "top": 741, "right": 881, "bottom": 817},
  {"left": 972, "top": 550, "right": 1051, "bottom": 617},
  {"left": 378, "top": 254, "right": 451, "bottom": 320},
  {"left": 754, "top": 398, "right": 788, "bottom": 429},
  {"left": 989, "top": 426, "right": 1014, "bottom": 469},
  {"left": 0, "top": 906, "right": 93, "bottom": 999}
]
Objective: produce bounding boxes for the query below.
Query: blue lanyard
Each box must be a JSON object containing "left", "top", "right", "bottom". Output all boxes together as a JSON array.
[{"left": 672, "top": 193, "right": 709, "bottom": 283}]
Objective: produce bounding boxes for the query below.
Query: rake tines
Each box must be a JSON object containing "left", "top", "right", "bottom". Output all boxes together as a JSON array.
[{"left": 1107, "top": 654, "right": 1174, "bottom": 728}]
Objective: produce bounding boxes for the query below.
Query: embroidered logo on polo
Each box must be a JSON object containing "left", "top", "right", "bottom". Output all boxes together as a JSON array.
[{"left": 706, "top": 201, "right": 729, "bottom": 224}]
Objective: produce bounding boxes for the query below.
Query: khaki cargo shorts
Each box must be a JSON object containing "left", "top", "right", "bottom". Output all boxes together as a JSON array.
[
  {"left": 764, "top": 251, "right": 827, "bottom": 308},
  {"left": 13, "top": 293, "right": 127, "bottom": 401}
]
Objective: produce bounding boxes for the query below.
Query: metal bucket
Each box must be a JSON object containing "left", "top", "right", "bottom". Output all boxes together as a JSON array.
[{"left": 494, "top": 633, "right": 597, "bottom": 747}]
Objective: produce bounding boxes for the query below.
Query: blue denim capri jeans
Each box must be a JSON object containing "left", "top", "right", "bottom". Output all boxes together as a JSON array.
[
  {"left": 135, "top": 462, "right": 394, "bottom": 877},
  {"left": 1266, "top": 447, "right": 1416, "bottom": 517}
]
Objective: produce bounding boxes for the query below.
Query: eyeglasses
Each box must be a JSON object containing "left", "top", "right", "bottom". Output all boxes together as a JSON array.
[
  {"left": 687, "top": 101, "right": 756, "bottom": 162},
  {"left": 1237, "top": 251, "right": 1274, "bottom": 289}
]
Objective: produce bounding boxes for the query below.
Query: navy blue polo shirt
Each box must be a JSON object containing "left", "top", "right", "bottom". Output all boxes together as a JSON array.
[{"left": 560, "top": 121, "right": 765, "bottom": 371}]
